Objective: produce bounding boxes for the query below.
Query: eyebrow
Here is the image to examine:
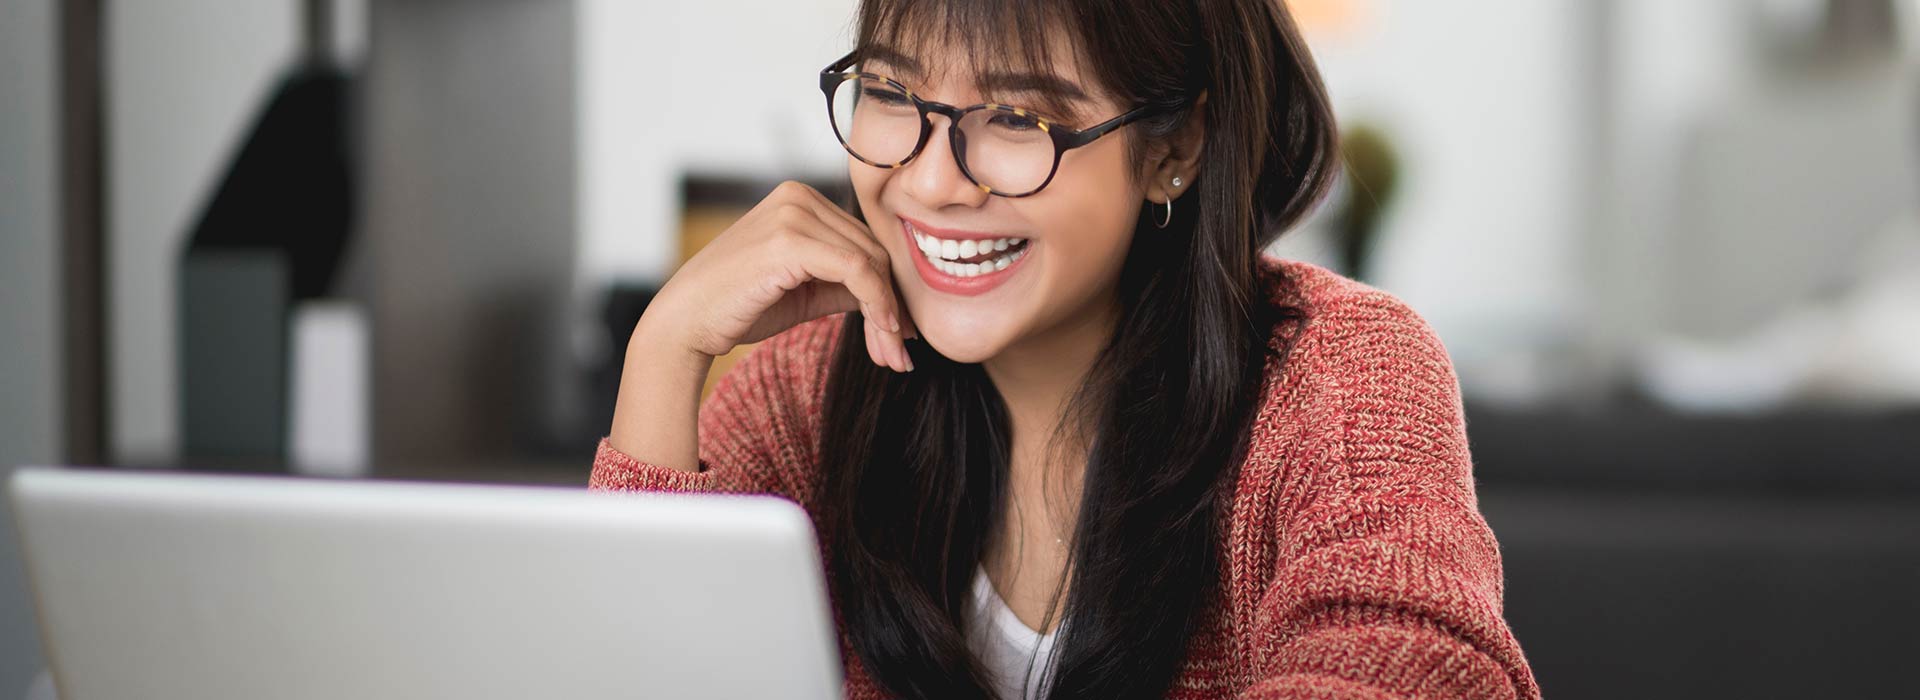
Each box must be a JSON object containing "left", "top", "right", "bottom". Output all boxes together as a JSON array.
[{"left": 862, "top": 44, "right": 1091, "bottom": 105}]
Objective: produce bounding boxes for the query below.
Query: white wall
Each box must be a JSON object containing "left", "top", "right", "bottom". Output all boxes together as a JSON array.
[
  {"left": 1573, "top": 0, "right": 1758, "bottom": 388},
  {"left": 1623, "top": 0, "right": 1917, "bottom": 336},
  {"left": 1276, "top": 0, "right": 1920, "bottom": 403},
  {"left": 0, "top": 0, "right": 62, "bottom": 690},
  {"left": 0, "top": 2, "right": 63, "bottom": 467},
  {"left": 1583, "top": 0, "right": 1920, "bottom": 404},
  {"left": 574, "top": 0, "right": 858, "bottom": 287},
  {"left": 1293, "top": 0, "right": 1591, "bottom": 401}
]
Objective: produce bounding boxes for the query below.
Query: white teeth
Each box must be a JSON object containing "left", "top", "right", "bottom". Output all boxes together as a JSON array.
[
  {"left": 926, "top": 246, "right": 1028, "bottom": 278},
  {"left": 909, "top": 223, "right": 1031, "bottom": 278}
]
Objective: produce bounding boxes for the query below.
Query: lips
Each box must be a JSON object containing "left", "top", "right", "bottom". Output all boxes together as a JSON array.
[{"left": 899, "top": 216, "right": 1032, "bottom": 297}]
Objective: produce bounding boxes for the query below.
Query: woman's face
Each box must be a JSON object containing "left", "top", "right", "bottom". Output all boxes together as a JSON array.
[{"left": 850, "top": 36, "right": 1148, "bottom": 364}]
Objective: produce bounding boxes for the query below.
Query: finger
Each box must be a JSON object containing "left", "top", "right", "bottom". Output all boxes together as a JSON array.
[
  {"left": 811, "top": 219, "right": 904, "bottom": 335},
  {"left": 897, "top": 327, "right": 915, "bottom": 371},
  {"left": 875, "top": 312, "right": 905, "bottom": 372},
  {"left": 782, "top": 189, "right": 911, "bottom": 336},
  {"left": 871, "top": 303, "right": 905, "bottom": 372},
  {"left": 863, "top": 313, "right": 886, "bottom": 369},
  {"left": 787, "top": 239, "right": 900, "bottom": 366},
  {"left": 874, "top": 315, "right": 904, "bottom": 373},
  {"left": 796, "top": 192, "right": 889, "bottom": 264},
  {"left": 768, "top": 188, "right": 912, "bottom": 367},
  {"left": 887, "top": 316, "right": 910, "bottom": 370},
  {"left": 769, "top": 181, "right": 887, "bottom": 265},
  {"left": 794, "top": 280, "right": 863, "bottom": 323},
  {"left": 785, "top": 180, "right": 884, "bottom": 247},
  {"left": 778, "top": 220, "right": 903, "bottom": 335}
]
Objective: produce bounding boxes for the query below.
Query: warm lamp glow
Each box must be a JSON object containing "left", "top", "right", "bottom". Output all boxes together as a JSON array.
[{"left": 1286, "top": 0, "right": 1372, "bottom": 39}]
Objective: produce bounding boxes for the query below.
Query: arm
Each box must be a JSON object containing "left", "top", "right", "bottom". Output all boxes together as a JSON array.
[
  {"left": 1239, "top": 292, "right": 1539, "bottom": 700},
  {"left": 588, "top": 314, "right": 843, "bottom": 503}
]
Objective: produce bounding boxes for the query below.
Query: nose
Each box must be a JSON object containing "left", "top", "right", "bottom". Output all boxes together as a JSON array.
[{"left": 899, "top": 114, "right": 990, "bottom": 210}]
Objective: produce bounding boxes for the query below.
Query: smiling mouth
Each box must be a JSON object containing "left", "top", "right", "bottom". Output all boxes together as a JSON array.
[{"left": 904, "top": 220, "right": 1032, "bottom": 277}]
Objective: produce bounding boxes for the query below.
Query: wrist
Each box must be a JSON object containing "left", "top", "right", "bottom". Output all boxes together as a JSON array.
[{"left": 627, "top": 311, "right": 716, "bottom": 377}]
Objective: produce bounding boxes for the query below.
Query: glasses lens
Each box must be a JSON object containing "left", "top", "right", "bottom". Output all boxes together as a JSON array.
[
  {"left": 956, "top": 107, "right": 1056, "bottom": 195},
  {"left": 830, "top": 77, "right": 922, "bottom": 166}
]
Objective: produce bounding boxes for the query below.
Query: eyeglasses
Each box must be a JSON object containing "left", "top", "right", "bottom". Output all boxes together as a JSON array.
[{"left": 819, "top": 51, "right": 1161, "bottom": 198}]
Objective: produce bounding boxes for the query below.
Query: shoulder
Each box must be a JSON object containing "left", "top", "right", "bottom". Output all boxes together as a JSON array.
[
  {"left": 1244, "top": 255, "right": 1470, "bottom": 492},
  {"left": 1257, "top": 255, "right": 1452, "bottom": 363},
  {"left": 1230, "top": 260, "right": 1531, "bottom": 700},
  {"left": 1255, "top": 255, "right": 1460, "bottom": 410},
  {"left": 1219, "top": 257, "right": 1484, "bottom": 633}
]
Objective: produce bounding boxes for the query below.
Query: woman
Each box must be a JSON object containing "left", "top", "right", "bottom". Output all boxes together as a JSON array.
[{"left": 591, "top": 0, "right": 1540, "bottom": 698}]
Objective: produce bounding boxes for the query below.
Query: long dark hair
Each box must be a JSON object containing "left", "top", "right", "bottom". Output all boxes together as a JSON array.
[{"left": 814, "top": 0, "right": 1338, "bottom": 697}]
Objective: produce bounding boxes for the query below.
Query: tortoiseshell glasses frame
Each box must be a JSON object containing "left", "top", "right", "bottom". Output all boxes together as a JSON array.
[{"left": 819, "top": 51, "right": 1162, "bottom": 198}]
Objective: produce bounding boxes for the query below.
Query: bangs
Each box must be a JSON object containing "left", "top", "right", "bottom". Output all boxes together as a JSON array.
[{"left": 853, "top": 0, "right": 1099, "bottom": 122}]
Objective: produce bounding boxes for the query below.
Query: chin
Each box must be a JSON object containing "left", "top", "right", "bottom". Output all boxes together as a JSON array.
[{"left": 914, "top": 316, "right": 1010, "bottom": 365}]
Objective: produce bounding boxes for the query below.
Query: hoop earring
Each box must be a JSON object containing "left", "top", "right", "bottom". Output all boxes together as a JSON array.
[{"left": 1156, "top": 176, "right": 1183, "bottom": 230}]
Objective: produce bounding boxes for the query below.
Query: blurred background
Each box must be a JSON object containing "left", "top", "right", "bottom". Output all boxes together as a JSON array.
[{"left": 2, "top": 0, "right": 1917, "bottom": 697}]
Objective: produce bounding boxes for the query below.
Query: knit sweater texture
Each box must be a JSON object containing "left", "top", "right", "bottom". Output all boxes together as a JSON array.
[{"left": 588, "top": 256, "right": 1541, "bottom": 699}]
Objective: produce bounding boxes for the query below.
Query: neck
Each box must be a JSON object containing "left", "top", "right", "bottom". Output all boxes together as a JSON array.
[{"left": 982, "top": 294, "right": 1120, "bottom": 472}]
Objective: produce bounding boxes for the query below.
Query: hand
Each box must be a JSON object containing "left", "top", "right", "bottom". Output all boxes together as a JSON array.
[{"left": 638, "top": 180, "right": 919, "bottom": 372}]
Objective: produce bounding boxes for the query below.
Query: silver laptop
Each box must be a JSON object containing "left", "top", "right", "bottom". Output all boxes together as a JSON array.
[{"left": 8, "top": 467, "right": 842, "bottom": 700}]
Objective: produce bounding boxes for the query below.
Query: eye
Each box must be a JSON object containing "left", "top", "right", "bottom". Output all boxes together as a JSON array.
[
  {"left": 860, "top": 86, "right": 911, "bottom": 106},
  {"left": 987, "top": 111, "right": 1042, "bottom": 131}
]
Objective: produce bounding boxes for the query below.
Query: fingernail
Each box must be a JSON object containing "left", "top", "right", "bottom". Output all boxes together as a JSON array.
[{"left": 889, "top": 313, "right": 901, "bottom": 333}]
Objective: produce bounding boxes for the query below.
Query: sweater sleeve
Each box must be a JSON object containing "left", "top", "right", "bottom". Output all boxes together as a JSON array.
[
  {"left": 586, "top": 315, "right": 842, "bottom": 504},
  {"left": 1238, "top": 292, "right": 1540, "bottom": 700}
]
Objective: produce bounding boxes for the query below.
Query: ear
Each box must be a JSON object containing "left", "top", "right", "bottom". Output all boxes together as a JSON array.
[{"left": 1146, "top": 90, "right": 1207, "bottom": 204}]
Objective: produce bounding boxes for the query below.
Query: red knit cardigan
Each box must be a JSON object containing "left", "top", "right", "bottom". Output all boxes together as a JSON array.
[{"left": 589, "top": 256, "right": 1541, "bottom": 699}]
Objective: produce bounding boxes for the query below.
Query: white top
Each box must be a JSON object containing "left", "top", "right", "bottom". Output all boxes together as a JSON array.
[{"left": 967, "top": 565, "right": 1059, "bottom": 700}]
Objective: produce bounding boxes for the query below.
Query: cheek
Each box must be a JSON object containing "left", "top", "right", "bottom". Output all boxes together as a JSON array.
[
  {"left": 1031, "top": 145, "right": 1141, "bottom": 269},
  {"left": 849, "top": 161, "right": 895, "bottom": 244},
  {"left": 849, "top": 159, "right": 886, "bottom": 214}
]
